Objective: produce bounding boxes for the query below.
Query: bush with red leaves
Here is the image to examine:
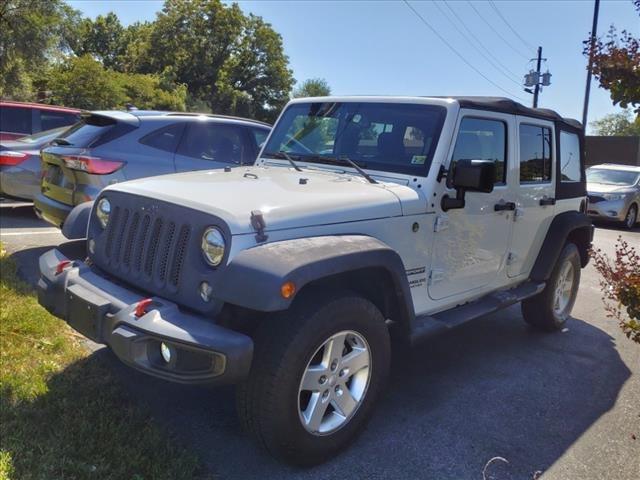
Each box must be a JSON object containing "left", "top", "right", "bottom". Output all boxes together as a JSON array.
[{"left": 591, "top": 237, "right": 640, "bottom": 344}]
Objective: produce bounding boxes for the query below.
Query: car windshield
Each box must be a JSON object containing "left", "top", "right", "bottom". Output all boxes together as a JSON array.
[
  {"left": 16, "top": 126, "right": 68, "bottom": 144},
  {"left": 262, "top": 102, "right": 447, "bottom": 175},
  {"left": 587, "top": 168, "right": 640, "bottom": 186}
]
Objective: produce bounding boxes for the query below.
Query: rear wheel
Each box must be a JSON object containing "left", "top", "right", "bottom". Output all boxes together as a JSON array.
[
  {"left": 522, "top": 243, "right": 581, "bottom": 331},
  {"left": 236, "top": 291, "right": 390, "bottom": 466}
]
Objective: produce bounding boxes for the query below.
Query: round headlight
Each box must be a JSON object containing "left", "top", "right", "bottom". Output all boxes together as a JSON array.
[
  {"left": 201, "top": 227, "right": 225, "bottom": 266},
  {"left": 96, "top": 198, "right": 111, "bottom": 228}
]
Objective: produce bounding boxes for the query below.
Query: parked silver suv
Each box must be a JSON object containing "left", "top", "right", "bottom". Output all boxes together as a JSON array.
[{"left": 587, "top": 164, "right": 640, "bottom": 229}]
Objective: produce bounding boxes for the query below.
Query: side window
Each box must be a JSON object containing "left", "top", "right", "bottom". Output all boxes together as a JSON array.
[
  {"left": 559, "top": 131, "right": 581, "bottom": 182},
  {"left": 139, "top": 123, "right": 185, "bottom": 153},
  {"left": 40, "top": 111, "right": 78, "bottom": 131},
  {"left": 519, "top": 124, "right": 552, "bottom": 183},
  {"left": 451, "top": 117, "right": 506, "bottom": 184},
  {"left": 0, "top": 106, "right": 32, "bottom": 134},
  {"left": 251, "top": 128, "right": 269, "bottom": 148},
  {"left": 178, "top": 123, "right": 249, "bottom": 164}
]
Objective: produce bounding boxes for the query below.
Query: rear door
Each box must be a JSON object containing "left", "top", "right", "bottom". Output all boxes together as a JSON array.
[
  {"left": 173, "top": 122, "right": 255, "bottom": 172},
  {"left": 507, "top": 118, "right": 556, "bottom": 278}
]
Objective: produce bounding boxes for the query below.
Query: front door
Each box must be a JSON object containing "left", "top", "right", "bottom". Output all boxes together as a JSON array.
[{"left": 429, "top": 111, "right": 516, "bottom": 300}]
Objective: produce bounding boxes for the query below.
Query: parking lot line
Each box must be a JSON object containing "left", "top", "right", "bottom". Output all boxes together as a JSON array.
[{"left": 0, "top": 229, "right": 62, "bottom": 236}]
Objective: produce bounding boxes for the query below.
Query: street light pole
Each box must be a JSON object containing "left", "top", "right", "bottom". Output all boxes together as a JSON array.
[
  {"left": 582, "top": 0, "right": 601, "bottom": 128},
  {"left": 533, "top": 46, "right": 543, "bottom": 108}
]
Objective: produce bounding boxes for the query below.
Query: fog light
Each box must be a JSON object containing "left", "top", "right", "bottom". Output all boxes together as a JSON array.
[
  {"left": 199, "top": 281, "right": 213, "bottom": 302},
  {"left": 88, "top": 238, "right": 96, "bottom": 254},
  {"left": 160, "top": 342, "right": 173, "bottom": 364}
]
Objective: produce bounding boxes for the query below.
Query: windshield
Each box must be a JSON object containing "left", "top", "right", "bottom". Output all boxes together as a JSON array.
[
  {"left": 262, "top": 102, "right": 447, "bottom": 175},
  {"left": 17, "top": 126, "right": 68, "bottom": 144},
  {"left": 587, "top": 168, "right": 640, "bottom": 186}
]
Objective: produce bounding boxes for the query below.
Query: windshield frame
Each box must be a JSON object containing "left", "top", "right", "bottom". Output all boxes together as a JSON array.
[
  {"left": 586, "top": 167, "right": 640, "bottom": 187},
  {"left": 261, "top": 101, "right": 448, "bottom": 177}
]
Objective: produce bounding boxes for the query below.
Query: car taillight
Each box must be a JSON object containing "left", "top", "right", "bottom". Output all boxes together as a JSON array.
[
  {"left": 61, "top": 155, "right": 125, "bottom": 174},
  {"left": 0, "top": 151, "right": 29, "bottom": 166}
]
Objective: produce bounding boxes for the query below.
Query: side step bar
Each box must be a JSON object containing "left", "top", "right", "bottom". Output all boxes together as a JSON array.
[{"left": 409, "top": 281, "right": 545, "bottom": 345}]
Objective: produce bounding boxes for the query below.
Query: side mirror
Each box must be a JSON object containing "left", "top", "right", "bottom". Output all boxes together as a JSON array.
[{"left": 442, "top": 159, "right": 496, "bottom": 211}]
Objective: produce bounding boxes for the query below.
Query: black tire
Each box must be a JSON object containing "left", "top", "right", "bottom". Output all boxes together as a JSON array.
[
  {"left": 236, "top": 290, "right": 390, "bottom": 466},
  {"left": 623, "top": 204, "right": 637, "bottom": 230},
  {"left": 522, "top": 242, "right": 581, "bottom": 331}
]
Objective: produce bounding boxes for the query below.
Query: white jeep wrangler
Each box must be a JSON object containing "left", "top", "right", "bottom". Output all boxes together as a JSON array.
[{"left": 38, "top": 96, "right": 593, "bottom": 465}]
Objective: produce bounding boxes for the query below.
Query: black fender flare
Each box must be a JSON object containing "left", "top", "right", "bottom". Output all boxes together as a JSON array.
[
  {"left": 62, "top": 201, "right": 94, "bottom": 240},
  {"left": 216, "top": 235, "right": 415, "bottom": 320},
  {"left": 530, "top": 211, "right": 593, "bottom": 282}
]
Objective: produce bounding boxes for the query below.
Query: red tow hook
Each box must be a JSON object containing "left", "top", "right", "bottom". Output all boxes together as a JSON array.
[
  {"left": 55, "top": 260, "right": 72, "bottom": 275},
  {"left": 134, "top": 298, "right": 154, "bottom": 318}
]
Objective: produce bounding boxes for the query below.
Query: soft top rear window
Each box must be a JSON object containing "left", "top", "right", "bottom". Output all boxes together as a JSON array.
[{"left": 57, "top": 115, "right": 117, "bottom": 148}]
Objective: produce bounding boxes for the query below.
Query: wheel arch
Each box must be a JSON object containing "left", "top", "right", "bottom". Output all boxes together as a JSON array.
[
  {"left": 215, "top": 235, "right": 416, "bottom": 336},
  {"left": 530, "top": 211, "right": 593, "bottom": 282}
]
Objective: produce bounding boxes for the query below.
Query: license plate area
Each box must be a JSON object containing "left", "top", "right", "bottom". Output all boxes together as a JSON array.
[{"left": 66, "top": 284, "right": 111, "bottom": 342}]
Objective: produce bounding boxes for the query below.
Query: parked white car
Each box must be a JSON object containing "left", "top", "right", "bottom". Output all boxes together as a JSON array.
[
  {"left": 587, "top": 163, "right": 640, "bottom": 229},
  {"left": 37, "top": 96, "right": 593, "bottom": 465}
]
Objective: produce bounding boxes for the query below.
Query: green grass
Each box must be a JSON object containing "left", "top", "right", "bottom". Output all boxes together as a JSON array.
[{"left": 0, "top": 247, "right": 209, "bottom": 480}]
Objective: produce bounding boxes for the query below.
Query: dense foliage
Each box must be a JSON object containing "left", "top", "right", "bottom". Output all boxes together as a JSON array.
[
  {"left": 0, "top": 0, "right": 295, "bottom": 121},
  {"left": 293, "top": 78, "right": 332, "bottom": 98},
  {"left": 591, "top": 237, "right": 640, "bottom": 344},
  {"left": 584, "top": 0, "right": 640, "bottom": 114},
  {"left": 590, "top": 110, "right": 640, "bottom": 136}
]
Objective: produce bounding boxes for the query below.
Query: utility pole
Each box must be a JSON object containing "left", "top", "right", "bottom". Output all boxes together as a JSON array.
[
  {"left": 533, "top": 46, "right": 543, "bottom": 108},
  {"left": 582, "top": 0, "right": 600, "bottom": 128}
]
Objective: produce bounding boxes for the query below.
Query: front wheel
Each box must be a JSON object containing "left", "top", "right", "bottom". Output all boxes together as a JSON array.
[
  {"left": 236, "top": 292, "right": 390, "bottom": 466},
  {"left": 623, "top": 204, "right": 637, "bottom": 230},
  {"left": 522, "top": 243, "right": 581, "bottom": 331}
]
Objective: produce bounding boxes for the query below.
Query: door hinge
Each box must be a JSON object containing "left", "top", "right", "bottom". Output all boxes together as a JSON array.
[
  {"left": 428, "top": 269, "right": 445, "bottom": 285},
  {"left": 434, "top": 215, "right": 449, "bottom": 232},
  {"left": 506, "top": 252, "right": 516, "bottom": 265},
  {"left": 513, "top": 208, "right": 524, "bottom": 222}
]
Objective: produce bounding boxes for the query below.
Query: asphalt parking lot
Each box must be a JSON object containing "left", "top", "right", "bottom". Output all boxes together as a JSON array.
[{"left": 1, "top": 203, "right": 638, "bottom": 480}]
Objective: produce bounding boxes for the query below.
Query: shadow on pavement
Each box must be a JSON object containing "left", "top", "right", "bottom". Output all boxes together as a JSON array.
[
  {"left": 0, "top": 205, "right": 48, "bottom": 229},
  {"left": 79, "top": 305, "right": 629, "bottom": 479},
  {"left": 9, "top": 242, "right": 86, "bottom": 285}
]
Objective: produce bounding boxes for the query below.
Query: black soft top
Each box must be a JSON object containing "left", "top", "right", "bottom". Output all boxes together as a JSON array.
[{"left": 436, "top": 96, "right": 582, "bottom": 131}]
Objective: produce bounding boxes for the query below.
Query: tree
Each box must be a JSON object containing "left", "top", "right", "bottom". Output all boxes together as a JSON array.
[
  {"left": 292, "top": 78, "right": 331, "bottom": 98},
  {"left": 73, "top": 13, "right": 125, "bottom": 70},
  {"left": 0, "top": 0, "right": 81, "bottom": 99},
  {"left": 584, "top": 1, "right": 640, "bottom": 113},
  {"left": 143, "top": 0, "right": 294, "bottom": 122},
  {"left": 46, "top": 55, "right": 187, "bottom": 111},
  {"left": 590, "top": 110, "right": 640, "bottom": 136}
]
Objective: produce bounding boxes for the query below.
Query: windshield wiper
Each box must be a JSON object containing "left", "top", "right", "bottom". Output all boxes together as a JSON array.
[
  {"left": 307, "top": 155, "right": 377, "bottom": 184},
  {"left": 51, "top": 138, "right": 72, "bottom": 146},
  {"left": 266, "top": 151, "right": 303, "bottom": 172}
]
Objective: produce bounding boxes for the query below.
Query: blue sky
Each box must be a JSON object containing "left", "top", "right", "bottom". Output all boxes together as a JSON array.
[{"left": 68, "top": 0, "right": 639, "bottom": 131}]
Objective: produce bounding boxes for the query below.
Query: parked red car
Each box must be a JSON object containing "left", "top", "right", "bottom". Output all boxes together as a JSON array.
[{"left": 0, "top": 101, "right": 81, "bottom": 140}]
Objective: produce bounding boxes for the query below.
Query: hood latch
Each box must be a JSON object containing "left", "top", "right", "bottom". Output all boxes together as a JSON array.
[{"left": 251, "top": 210, "right": 268, "bottom": 243}]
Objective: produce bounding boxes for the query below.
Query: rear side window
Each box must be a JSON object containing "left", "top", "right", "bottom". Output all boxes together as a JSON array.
[
  {"left": 40, "top": 110, "right": 78, "bottom": 131},
  {"left": 451, "top": 117, "right": 507, "bottom": 184},
  {"left": 559, "top": 131, "right": 581, "bottom": 182},
  {"left": 178, "top": 123, "right": 251, "bottom": 164},
  {"left": 519, "top": 124, "right": 552, "bottom": 183},
  {"left": 139, "top": 123, "right": 185, "bottom": 153},
  {"left": 251, "top": 128, "right": 269, "bottom": 148},
  {"left": 58, "top": 116, "right": 115, "bottom": 148},
  {"left": 0, "top": 106, "right": 32, "bottom": 134}
]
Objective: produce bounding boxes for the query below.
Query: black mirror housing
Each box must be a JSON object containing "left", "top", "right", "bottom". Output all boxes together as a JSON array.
[{"left": 451, "top": 159, "right": 496, "bottom": 193}]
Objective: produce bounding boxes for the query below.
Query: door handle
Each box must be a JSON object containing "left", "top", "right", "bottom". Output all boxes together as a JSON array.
[
  {"left": 494, "top": 201, "right": 516, "bottom": 211},
  {"left": 539, "top": 197, "right": 556, "bottom": 206}
]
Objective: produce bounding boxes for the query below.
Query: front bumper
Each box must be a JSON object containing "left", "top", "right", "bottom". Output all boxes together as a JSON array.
[
  {"left": 587, "top": 196, "right": 631, "bottom": 222},
  {"left": 37, "top": 249, "right": 253, "bottom": 385}
]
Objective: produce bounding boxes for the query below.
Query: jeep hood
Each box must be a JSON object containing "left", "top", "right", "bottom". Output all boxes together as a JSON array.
[{"left": 106, "top": 166, "right": 407, "bottom": 234}]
